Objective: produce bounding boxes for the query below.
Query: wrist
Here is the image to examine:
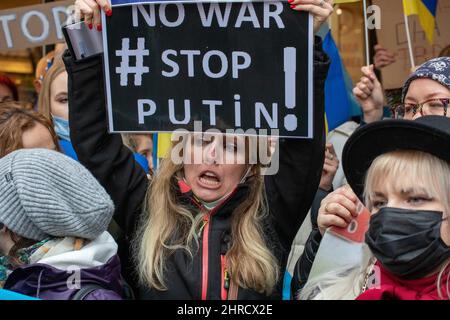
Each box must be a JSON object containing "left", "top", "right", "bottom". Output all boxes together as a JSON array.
[
  {"left": 363, "top": 107, "right": 383, "bottom": 123},
  {"left": 319, "top": 185, "right": 333, "bottom": 192},
  {"left": 318, "top": 226, "right": 326, "bottom": 237},
  {"left": 319, "top": 178, "right": 333, "bottom": 192}
]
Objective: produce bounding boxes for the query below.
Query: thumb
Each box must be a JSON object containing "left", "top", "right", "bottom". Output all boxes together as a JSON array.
[{"left": 368, "top": 64, "right": 377, "bottom": 81}]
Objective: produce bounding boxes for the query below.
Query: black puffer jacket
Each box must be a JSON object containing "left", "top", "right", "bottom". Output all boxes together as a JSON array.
[{"left": 63, "top": 37, "right": 329, "bottom": 300}]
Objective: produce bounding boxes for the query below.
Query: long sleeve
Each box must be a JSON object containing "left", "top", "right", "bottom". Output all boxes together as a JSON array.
[
  {"left": 63, "top": 51, "right": 148, "bottom": 241},
  {"left": 265, "top": 37, "right": 330, "bottom": 252}
]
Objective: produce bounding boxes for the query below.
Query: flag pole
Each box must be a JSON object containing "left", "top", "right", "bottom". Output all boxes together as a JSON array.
[
  {"left": 363, "top": 0, "right": 370, "bottom": 66},
  {"left": 403, "top": 13, "right": 416, "bottom": 69}
]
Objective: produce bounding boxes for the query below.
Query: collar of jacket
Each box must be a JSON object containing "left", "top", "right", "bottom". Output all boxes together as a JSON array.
[{"left": 175, "top": 178, "right": 252, "bottom": 218}]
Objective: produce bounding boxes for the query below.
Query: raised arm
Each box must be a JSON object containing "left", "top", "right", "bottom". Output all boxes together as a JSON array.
[
  {"left": 265, "top": 36, "right": 330, "bottom": 251},
  {"left": 63, "top": 51, "right": 148, "bottom": 240}
]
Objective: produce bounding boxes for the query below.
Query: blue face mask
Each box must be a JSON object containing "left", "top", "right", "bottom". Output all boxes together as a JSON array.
[{"left": 52, "top": 115, "right": 70, "bottom": 142}]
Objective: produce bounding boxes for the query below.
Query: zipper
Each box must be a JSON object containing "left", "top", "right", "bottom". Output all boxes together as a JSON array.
[
  {"left": 201, "top": 212, "right": 210, "bottom": 300},
  {"left": 200, "top": 188, "right": 238, "bottom": 300},
  {"left": 221, "top": 254, "right": 230, "bottom": 300}
]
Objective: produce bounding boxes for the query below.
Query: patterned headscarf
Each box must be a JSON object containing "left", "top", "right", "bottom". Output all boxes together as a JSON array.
[
  {"left": 402, "top": 57, "right": 450, "bottom": 102},
  {"left": 0, "top": 238, "right": 52, "bottom": 288}
]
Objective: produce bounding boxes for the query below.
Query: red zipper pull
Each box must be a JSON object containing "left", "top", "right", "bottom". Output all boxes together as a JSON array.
[{"left": 198, "top": 213, "right": 210, "bottom": 238}]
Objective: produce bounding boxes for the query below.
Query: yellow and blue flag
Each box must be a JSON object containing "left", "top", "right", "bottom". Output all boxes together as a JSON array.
[
  {"left": 156, "top": 132, "right": 172, "bottom": 159},
  {"left": 323, "top": 31, "right": 355, "bottom": 133},
  {"left": 403, "top": 0, "right": 438, "bottom": 44},
  {"left": 151, "top": 132, "right": 172, "bottom": 169}
]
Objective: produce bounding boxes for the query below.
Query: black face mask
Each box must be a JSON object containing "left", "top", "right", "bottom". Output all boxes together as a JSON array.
[{"left": 365, "top": 207, "right": 450, "bottom": 280}]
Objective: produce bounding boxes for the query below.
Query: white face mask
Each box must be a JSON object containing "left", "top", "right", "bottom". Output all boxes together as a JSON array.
[
  {"left": 187, "top": 166, "right": 253, "bottom": 211},
  {"left": 200, "top": 198, "right": 225, "bottom": 211}
]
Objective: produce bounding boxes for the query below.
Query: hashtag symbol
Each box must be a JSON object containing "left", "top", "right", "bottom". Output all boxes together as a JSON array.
[{"left": 115, "top": 38, "right": 150, "bottom": 87}]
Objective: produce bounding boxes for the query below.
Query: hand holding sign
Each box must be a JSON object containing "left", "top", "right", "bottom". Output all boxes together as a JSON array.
[
  {"left": 308, "top": 184, "right": 371, "bottom": 287},
  {"left": 289, "top": 0, "right": 334, "bottom": 33},
  {"left": 307, "top": 194, "right": 371, "bottom": 285},
  {"left": 329, "top": 199, "right": 371, "bottom": 243},
  {"left": 74, "top": 0, "right": 112, "bottom": 30},
  {"left": 72, "top": 0, "right": 334, "bottom": 137},
  {"left": 318, "top": 185, "right": 359, "bottom": 236},
  {"left": 73, "top": 0, "right": 334, "bottom": 32}
]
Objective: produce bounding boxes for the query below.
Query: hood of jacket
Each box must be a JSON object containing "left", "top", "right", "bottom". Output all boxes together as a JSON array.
[{"left": 4, "top": 232, "right": 123, "bottom": 300}]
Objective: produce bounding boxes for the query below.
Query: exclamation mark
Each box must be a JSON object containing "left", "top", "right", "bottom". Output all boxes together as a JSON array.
[{"left": 284, "top": 47, "right": 297, "bottom": 132}]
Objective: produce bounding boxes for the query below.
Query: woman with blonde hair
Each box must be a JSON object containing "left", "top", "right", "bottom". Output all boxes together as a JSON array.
[
  {"left": 37, "top": 56, "right": 78, "bottom": 160},
  {"left": 292, "top": 56, "right": 450, "bottom": 295},
  {"left": 68, "top": 0, "right": 334, "bottom": 299},
  {"left": 299, "top": 116, "right": 450, "bottom": 300}
]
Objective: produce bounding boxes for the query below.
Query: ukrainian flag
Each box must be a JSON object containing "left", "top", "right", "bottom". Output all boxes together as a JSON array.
[
  {"left": 403, "top": 0, "right": 438, "bottom": 44},
  {"left": 147, "top": 133, "right": 172, "bottom": 170},
  {"left": 157, "top": 133, "right": 172, "bottom": 159},
  {"left": 323, "top": 31, "right": 354, "bottom": 132}
]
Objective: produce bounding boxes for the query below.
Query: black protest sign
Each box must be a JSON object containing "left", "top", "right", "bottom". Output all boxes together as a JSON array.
[{"left": 104, "top": 1, "right": 313, "bottom": 138}]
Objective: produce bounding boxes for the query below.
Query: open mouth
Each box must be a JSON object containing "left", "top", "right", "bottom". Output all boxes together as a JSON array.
[{"left": 198, "top": 171, "right": 221, "bottom": 188}]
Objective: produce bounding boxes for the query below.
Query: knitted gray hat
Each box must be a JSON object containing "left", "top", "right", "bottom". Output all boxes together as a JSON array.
[
  {"left": 402, "top": 57, "right": 450, "bottom": 102},
  {"left": 0, "top": 149, "right": 114, "bottom": 241}
]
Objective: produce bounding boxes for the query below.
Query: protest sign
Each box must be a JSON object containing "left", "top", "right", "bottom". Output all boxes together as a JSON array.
[
  {"left": 0, "top": 0, "right": 73, "bottom": 51},
  {"left": 103, "top": 1, "right": 313, "bottom": 138},
  {"left": 373, "top": 0, "right": 450, "bottom": 90},
  {"left": 307, "top": 200, "right": 371, "bottom": 284},
  {"left": 110, "top": 0, "right": 261, "bottom": 6}
]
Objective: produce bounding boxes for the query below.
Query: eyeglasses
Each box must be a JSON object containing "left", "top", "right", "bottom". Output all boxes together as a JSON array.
[{"left": 391, "top": 98, "right": 450, "bottom": 120}]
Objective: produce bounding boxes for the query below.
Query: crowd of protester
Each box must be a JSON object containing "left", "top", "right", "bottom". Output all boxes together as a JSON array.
[{"left": 0, "top": 0, "right": 449, "bottom": 300}]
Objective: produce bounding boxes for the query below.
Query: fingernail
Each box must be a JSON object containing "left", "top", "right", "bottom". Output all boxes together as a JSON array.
[
  {"left": 88, "top": 23, "right": 93, "bottom": 30},
  {"left": 106, "top": 9, "right": 113, "bottom": 17},
  {"left": 290, "top": 4, "right": 296, "bottom": 8},
  {"left": 288, "top": 0, "right": 294, "bottom": 3},
  {"left": 97, "top": 24, "right": 102, "bottom": 32}
]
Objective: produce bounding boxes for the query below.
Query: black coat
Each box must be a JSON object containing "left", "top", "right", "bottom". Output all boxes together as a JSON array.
[
  {"left": 63, "top": 37, "right": 330, "bottom": 300},
  {"left": 290, "top": 188, "right": 330, "bottom": 298}
]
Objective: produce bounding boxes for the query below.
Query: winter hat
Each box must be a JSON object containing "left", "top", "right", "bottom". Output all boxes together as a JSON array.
[
  {"left": 402, "top": 57, "right": 450, "bottom": 102},
  {"left": 0, "top": 149, "right": 114, "bottom": 241},
  {"left": 343, "top": 115, "right": 450, "bottom": 199}
]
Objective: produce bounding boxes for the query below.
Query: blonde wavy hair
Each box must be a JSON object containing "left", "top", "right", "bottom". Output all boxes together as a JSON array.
[
  {"left": 299, "top": 150, "right": 450, "bottom": 300},
  {"left": 37, "top": 56, "right": 66, "bottom": 120},
  {"left": 134, "top": 134, "right": 279, "bottom": 295}
]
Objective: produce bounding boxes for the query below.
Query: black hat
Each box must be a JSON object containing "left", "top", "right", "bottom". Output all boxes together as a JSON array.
[{"left": 343, "top": 116, "right": 450, "bottom": 198}]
